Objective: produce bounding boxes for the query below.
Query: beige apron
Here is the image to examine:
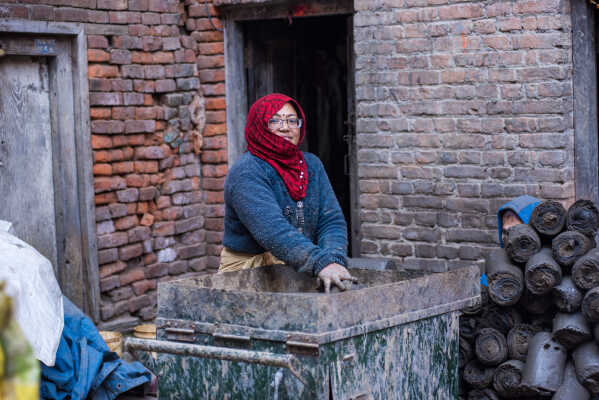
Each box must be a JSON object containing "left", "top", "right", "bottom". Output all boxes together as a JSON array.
[{"left": 218, "top": 247, "right": 284, "bottom": 273}]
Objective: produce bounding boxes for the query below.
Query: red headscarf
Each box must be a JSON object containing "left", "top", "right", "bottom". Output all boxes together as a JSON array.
[{"left": 245, "top": 93, "right": 308, "bottom": 201}]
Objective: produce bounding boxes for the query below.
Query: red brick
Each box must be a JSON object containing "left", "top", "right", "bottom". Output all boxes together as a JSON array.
[
  {"left": 94, "top": 150, "right": 111, "bottom": 163},
  {"left": 153, "top": 221, "right": 175, "bottom": 236},
  {"left": 137, "top": 202, "right": 149, "bottom": 214},
  {"left": 2, "top": 5, "right": 28, "bottom": 19},
  {"left": 100, "top": 276, "right": 120, "bottom": 292},
  {"left": 110, "top": 49, "right": 132, "bottom": 64},
  {"left": 198, "top": 42, "right": 224, "bottom": 55},
  {"left": 89, "top": 65, "right": 120, "bottom": 78},
  {"left": 153, "top": 52, "right": 174, "bottom": 64},
  {"left": 120, "top": 267, "right": 145, "bottom": 286},
  {"left": 132, "top": 279, "right": 156, "bottom": 296},
  {"left": 201, "top": 150, "right": 227, "bottom": 164},
  {"left": 199, "top": 69, "right": 225, "bottom": 83},
  {"left": 95, "top": 192, "right": 117, "bottom": 205},
  {"left": 206, "top": 98, "right": 226, "bottom": 110},
  {"left": 205, "top": 217, "right": 224, "bottom": 231},
  {"left": 55, "top": 7, "right": 89, "bottom": 22},
  {"left": 119, "top": 243, "right": 143, "bottom": 260},
  {"left": 91, "top": 135, "right": 113, "bottom": 149},
  {"left": 90, "top": 108, "right": 112, "bottom": 120},
  {"left": 197, "top": 55, "right": 224, "bottom": 69},
  {"left": 202, "top": 164, "right": 228, "bottom": 177},
  {"left": 205, "top": 191, "right": 224, "bottom": 204},
  {"left": 30, "top": 5, "right": 54, "bottom": 20},
  {"left": 140, "top": 213, "right": 155, "bottom": 226},
  {"left": 202, "top": 83, "right": 225, "bottom": 96},
  {"left": 111, "top": 107, "right": 135, "bottom": 120},
  {"left": 88, "top": 49, "right": 110, "bottom": 62},
  {"left": 204, "top": 124, "right": 227, "bottom": 136},
  {"left": 88, "top": 35, "right": 109, "bottom": 49},
  {"left": 97, "top": 231, "right": 129, "bottom": 249},
  {"left": 115, "top": 215, "right": 139, "bottom": 230},
  {"left": 99, "top": 260, "right": 127, "bottom": 278},
  {"left": 145, "top": 263, "right": 168, "bottom": 278},
  {"left": 94, "top": 163, "right": 112, "bottom": 176}
]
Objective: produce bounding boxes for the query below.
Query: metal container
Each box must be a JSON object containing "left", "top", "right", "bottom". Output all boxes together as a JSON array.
[{"left": 126, "top": 265, "right": 479, "bottom": 399}]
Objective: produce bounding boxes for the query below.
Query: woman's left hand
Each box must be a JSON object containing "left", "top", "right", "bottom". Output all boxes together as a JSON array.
[{"left": 317, "top": 263, "right": 358, "bottom": 293}]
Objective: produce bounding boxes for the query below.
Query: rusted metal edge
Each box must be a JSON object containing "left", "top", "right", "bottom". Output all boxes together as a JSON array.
[
  {"left": 157, "top": 296, "right": 477, "bottom": 345},
  {"left": 124, "top": 337, "right": 312, "bottom": 388}
]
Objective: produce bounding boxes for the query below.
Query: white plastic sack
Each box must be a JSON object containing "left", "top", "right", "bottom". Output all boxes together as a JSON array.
[{"left": 0, "top": 224, "right": 63, "bottom": 366}]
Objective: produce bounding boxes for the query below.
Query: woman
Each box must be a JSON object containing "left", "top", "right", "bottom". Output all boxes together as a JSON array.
[{"left": 219, "top": 93, "right": 356, "bottom": 292}]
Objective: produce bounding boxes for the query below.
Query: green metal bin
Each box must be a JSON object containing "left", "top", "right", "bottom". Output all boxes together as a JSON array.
[{"left": 126, "top": 265, "right": 479, "bottom": 399}]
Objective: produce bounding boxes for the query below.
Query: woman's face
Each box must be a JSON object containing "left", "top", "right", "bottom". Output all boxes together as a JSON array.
[{"left": 268, "top": 102, "right": 300, "bottom": 146}]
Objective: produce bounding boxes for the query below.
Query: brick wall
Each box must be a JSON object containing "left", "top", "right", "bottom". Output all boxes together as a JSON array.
[
  {"left": 0, "top": 0, "right": 226, "bottom": 329},
  {"left": 354, "top": 0, "right": 575, "bottom": 272}
]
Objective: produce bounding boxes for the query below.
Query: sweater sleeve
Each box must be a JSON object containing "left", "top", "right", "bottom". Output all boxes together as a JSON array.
[{"left": 227, "top": 163, "right": 344, "bottom": 276}]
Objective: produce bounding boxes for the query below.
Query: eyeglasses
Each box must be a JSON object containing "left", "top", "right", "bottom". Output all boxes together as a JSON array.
[{"left": 268, "top": 118, "right": 303, "bottom": 129}]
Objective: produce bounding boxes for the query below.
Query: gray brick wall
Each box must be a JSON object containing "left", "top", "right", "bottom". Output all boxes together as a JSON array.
[{"left": 354, "top": 0, "right": 575, "bottom": 272}]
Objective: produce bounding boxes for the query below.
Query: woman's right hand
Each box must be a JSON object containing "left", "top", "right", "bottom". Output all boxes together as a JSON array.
[{"left": 317, "top": 263, "right": 357, "bottom": 293}]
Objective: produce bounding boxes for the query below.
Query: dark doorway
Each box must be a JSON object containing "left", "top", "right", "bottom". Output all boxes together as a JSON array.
[{"left": 243, "top": 15, "right": 355, "bottom": 253}]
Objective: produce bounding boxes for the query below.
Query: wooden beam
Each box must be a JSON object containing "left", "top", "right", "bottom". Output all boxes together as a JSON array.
[
  {"left": 573, "top": 0, "right": 599, "bottom": 204},
  {"left": 218, "top": 0, "right": 353, "bottom": 21}
]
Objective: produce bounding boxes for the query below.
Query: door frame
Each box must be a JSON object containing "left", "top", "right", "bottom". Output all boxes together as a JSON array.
[
  {"left": 221, "top": 1, "right": 361, "bottom": 255},
  {"left": 0, "top": 20, "right": 99, "bottom": 321},
  {"left": 572, "top": 1, "right": 599, "bottom": 205}
]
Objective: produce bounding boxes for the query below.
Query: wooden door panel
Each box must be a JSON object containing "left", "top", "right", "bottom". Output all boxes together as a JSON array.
[{"left": 0, "top": 56, "right": 58, "bottom": 268}]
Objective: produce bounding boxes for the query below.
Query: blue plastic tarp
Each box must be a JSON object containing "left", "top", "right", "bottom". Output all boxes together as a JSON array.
[{"left": 41, "top": 297, "right": 151, "bottom": 400}]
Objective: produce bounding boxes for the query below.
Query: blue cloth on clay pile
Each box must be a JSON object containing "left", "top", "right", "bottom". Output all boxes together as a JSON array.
[
  {"left": 223, "top": 151, "right": 347, "bottom": 276},
  {"left": 481, "top": 195, "right": 541, "bottom": 287},
  {"left": 41, "top": 296, "right": 151, "bottom": 400}
]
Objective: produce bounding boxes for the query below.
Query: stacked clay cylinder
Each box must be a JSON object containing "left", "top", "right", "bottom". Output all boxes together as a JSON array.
[{"left": 459, "top": 199, "right": 599, "bottom": 399}]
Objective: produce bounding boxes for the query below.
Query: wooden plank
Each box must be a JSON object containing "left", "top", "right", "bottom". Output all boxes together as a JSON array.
[
  {"left": 218, "top": 0, "right": 353, "bottom": 21},
  {"left": 347, "top": 15, "right": 360, "bottom": 256},
  {"left": 0, "top": 19, "right": 82, "bottom": 35},
  {"left": 50, "top": 39, "right": 88, "bottom": 311},
  {"left": 73, "top": 29, "right": 100, "bottom": 322},
  {"left": 0, "top": 55, "right": 59, "bottom": 268},
  {"left": 0, "top": 37, "right": 57, "bottom": 56},
  {"left": 225, "top": 20, "right": 249, "bottom": 165},
  {"left": 572, "top": 0, "right": 599, "bottom": 204}
]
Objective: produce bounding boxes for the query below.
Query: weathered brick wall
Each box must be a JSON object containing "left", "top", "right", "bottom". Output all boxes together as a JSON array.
[
  {"left": 0, "top": 0, "right": 226, "bottom": 329},
  {"left": 354, "top": 0, "right": 575, "bottom": 272}
]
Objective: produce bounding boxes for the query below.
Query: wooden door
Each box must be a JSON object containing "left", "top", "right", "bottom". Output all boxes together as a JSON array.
[
  {"left": 0, "top": 56, "right": 59, "bottom": 268},
  {"left": 0, "top": 26, "right": 99, "bottom": 320}
]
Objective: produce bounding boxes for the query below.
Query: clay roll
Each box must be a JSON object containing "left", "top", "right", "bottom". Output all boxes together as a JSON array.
[
  {"left": 475, "top": 328, "right": 508, "bottom": 367},
  {"left": 463, "top": 359, "right": 495, "bottom": 389},
  {"left": 506, "top": 323, "right": 540, "bottom": 362},
  {"left": 524, "top": 247, "right": 562, "bottom": 295},
  {"left": 582, "top": 286, "right": 599, "bottom": 323},
  {"left": 552, "top": 361, "right": 591, "bottom": 400},
  {"left": 552, "top": 276, "right": 584, "bottom": 313},
  {"left": 552, "top": 230, "right": 595, "bottom": 268},
  {"left": 530, "top": 200, "right": 567, "bottom": 237},
  {"left": 521, "top": 332, "right": 567, "bottom": 395},
  {"left": 485, "top": 248, "right": 524, "bottom": 306},
  {"left": 567, "top": 199, "right": 599, "bottom": 237},
  {"left": 465, "top": 388, "right": 500, "bottom": 400},
  {"left": 552, "top": 312, "right": 592, "bottom": 349},
  {"left": 492, "top": 359, "right": 531, "bottom": 399},
  {"left": 572, "top": 248, "right": 599, "bottom": 291},
  {"left": 479, "top": 306, "right": 523, "bottom": 335},
  {"left": 573, "top": 341, "right": 599, "bottom": 394},
  {"left": 518, "top": 289, "right": 553, "bottom": 316},
  {"left": 504, "top": 224, "right": 541, "bottom": 264},
  {"left": 460, "top": 316, "right": 478, "bottom": 341}
]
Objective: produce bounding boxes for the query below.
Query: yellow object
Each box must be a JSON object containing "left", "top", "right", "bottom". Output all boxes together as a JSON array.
[
  {"left": 99, "top": 331, "right": 123, "bottom": 357},
  {"left": 0, "top": 287, "right": 40, "bottom": 400},
  {"left": 133, "top": 324, "right": 156, "bottom": 340},
  {"left": 218, "top": 247, "right": 284, "bottom": 273}
]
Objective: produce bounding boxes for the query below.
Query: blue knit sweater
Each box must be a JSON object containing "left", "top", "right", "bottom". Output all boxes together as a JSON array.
[{"left": 223, "top": 152, "right": 348, "bottom": 276}]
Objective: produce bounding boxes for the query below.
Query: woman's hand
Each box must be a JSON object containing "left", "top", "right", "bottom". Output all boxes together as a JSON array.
[{"left": 317, "top": 263, "right": 357, "bottom": 293}]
